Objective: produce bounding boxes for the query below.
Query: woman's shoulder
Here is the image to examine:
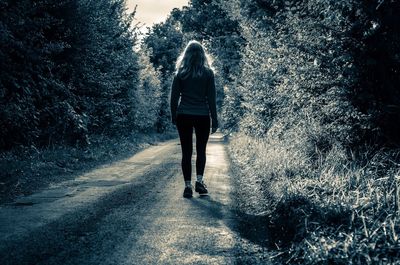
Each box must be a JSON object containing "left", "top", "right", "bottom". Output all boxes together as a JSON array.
[
  {"left": 174, "top": 68, "right": 214, "bottom": 80},
  {"left": 205, "top": 68, "right": 214, "bottom": 78},
  {"left": 174, "top": 71, "right": 184, "bottom": 80}
]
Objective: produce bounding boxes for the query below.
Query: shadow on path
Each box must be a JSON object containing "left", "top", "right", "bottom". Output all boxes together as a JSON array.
[
  {"left": 0, "top": 163, "right": 177, "bottom": 265},
  {"left": 188, "top": 192, "right": 351, "bottom": 251},
  {"left": 189, "top": 195, "right": 271, "bottom": 249}
]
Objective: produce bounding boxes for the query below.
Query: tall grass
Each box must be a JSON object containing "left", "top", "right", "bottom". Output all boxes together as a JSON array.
[{"left": 228, "top": 132, "right": 400, "bottom": 264}]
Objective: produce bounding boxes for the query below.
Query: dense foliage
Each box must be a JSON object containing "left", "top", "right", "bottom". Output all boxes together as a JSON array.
[
  {"left": 142, "top": 14, "right": 184, "bottom": 132},
  {"left": 222, "top": 0, "right": 400, "bottom": 148},
  {"left": 353, "top": 1, "right": 400, "bottom": 145},
  {"left": 0, "top": 0, "right": 164, "bottom": 150},
  {"left": 218, "top": 0, "right": 400, "bottom": 263}
]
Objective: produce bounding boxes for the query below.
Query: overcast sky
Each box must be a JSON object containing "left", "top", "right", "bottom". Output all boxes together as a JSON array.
[{"left": 127, "top": 0, "right": 189, "bottom": 30}]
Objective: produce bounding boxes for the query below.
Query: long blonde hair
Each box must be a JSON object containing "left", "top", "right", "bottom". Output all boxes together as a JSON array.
[{"left": 175, "top": 40, "right": 212, "bottom": 79}]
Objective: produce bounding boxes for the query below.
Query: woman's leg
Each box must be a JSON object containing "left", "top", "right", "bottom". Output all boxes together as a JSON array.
[
  {"left": 194, "top": 116, "right": 210, "bottom": 177},
  {"left": 176, "top": 114, "right": 193, "bottom": 182}
]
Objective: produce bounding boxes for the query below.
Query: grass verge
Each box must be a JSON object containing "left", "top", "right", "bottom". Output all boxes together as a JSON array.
[{"left": 227, "top": 132, "right": 400, "bottom": 264}]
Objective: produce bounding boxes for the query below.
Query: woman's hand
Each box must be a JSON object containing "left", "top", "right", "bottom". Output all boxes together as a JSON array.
[{"left": 211, "top": 119, "right": 218, "bottom": 134}]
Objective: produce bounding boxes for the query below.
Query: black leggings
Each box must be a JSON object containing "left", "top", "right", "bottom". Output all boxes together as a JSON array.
[{"left": 176, "top": 114, "right": 210, "bottom": 181}]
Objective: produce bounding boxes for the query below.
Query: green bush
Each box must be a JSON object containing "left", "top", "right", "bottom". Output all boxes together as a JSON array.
[
  {"left": 222, "top": 0, "right": 400, "bottom": 263},
  {"left": 0, "top": 0, "right": 166, "bottom": 150}
]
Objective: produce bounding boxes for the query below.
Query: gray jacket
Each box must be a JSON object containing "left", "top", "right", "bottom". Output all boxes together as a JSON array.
[{"left": 170, "top": 69, "right": 218, "bottom": 128}]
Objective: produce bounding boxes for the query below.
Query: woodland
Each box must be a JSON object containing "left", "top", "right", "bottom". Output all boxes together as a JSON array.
[{"left": 1, "top": 0, "right": 400, "bottom": 263}]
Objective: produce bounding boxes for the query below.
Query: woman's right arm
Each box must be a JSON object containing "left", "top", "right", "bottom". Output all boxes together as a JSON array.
[
  {"left": 170, "top": 75, "right": 180, "bottom": 125},
  {"left": 207, "top": 71, "right": 218, "bottom": 130}
]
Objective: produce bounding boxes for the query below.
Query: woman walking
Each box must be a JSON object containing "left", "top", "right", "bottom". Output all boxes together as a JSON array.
[{"left": 170, "top": 40, "right": 218, "bottom": 198}]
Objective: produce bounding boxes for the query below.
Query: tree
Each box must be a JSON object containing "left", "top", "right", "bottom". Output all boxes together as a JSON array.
[
  {"left": 133, "top": 50, "right": 163, "bottom": 132},
  {"left": 0, "top": 0, "right": 71, "bottom": 148},
  {"left": 0, "top": 0, "right": 145, "bottom": 149},
  {"left": 143, "top": 14, "right": 184, "bottom": 132},
  {"left": 351, "top": 0, "right": 400, "bottom": 145},
  {"left": 64, "top": 0, "right": 140, "bottom": 136}
]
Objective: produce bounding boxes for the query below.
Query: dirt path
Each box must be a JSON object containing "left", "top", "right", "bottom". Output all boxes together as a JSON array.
[{"left": 0, "top": 133, "right": 270, "bottom": 264}]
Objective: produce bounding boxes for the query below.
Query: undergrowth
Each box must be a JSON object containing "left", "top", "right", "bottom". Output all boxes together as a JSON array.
[{"left": 228, "top": 132, "right": 400, "bottom": 264}]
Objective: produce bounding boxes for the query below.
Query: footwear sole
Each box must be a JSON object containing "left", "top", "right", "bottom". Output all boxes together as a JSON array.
[{"left": 195, "top": 189, "right": 208, "bottom": 195}]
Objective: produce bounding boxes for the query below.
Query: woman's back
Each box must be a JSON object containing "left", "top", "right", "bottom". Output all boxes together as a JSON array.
[{"left": 174, "top": 69, "right": 215, "bottom": 117}]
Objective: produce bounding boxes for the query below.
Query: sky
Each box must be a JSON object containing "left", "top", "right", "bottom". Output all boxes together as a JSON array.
[{"left": 126, "top": 0, "right": 189, "bottom": 32}]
